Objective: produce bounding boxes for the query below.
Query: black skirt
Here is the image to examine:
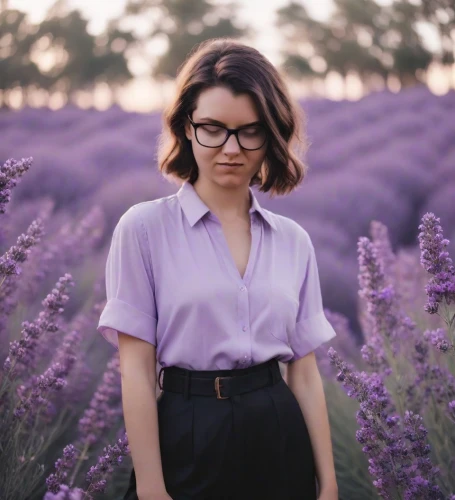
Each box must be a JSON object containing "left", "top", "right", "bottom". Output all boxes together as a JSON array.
[{"left": 123, "top": 357, "right": 317, "bottom": 500}]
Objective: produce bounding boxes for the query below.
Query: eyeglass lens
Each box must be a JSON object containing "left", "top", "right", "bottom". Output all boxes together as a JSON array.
[{"left": 195, "top": 124, "right": 266, "bottom": 150}]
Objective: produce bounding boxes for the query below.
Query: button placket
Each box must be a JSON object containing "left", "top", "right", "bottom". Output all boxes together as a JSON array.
[{"left": 238, "top": 283, "right": 251, "bottom": 365}]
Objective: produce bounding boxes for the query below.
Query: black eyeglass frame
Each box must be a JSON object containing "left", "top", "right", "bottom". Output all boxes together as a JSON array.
[{"left": 186, "top": 114, "right": 268, "bottom": 151}]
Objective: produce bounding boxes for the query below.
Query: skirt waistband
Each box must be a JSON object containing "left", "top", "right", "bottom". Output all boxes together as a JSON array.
[{"left": 158, "top": 358, "right": 282, "bottom": 400}]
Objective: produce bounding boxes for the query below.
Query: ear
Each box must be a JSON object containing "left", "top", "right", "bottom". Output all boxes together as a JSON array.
[{"left": 184, "top": 117, "right": 192, "bottom": 141}]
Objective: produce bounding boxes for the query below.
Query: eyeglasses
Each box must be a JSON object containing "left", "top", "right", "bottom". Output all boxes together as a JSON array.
[{"left": 187, "top": 114, "right": 267, "bottom": 151}]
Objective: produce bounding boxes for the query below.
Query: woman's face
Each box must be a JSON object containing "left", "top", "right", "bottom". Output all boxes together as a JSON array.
[{"left": 184, "top": 86, "right": 267, "bottom": 190}]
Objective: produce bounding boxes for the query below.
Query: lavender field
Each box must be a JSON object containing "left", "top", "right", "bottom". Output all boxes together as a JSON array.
[{"left": 1, "top": 84, "right": 455, "bottom": 499}]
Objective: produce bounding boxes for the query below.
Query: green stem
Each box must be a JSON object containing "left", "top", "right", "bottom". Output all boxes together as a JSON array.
[
  {"left": 69, "top": 440, "right": 91, "bottom": 488},
  {"left": 0, "top": 359, "right": 18, "bottom": 398}
]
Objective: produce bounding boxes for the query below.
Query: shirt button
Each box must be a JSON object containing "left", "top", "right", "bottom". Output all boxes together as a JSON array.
[
  {"left": 242, "top": 326, "right": 247, "bottom": 332},
  {"left": 240, "top": 285, "right": 246, "bottom": 292}
]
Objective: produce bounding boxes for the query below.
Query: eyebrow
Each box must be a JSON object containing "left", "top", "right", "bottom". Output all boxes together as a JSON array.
[{"left": 197, "top": 117, "right": 261, "bottom": 127}]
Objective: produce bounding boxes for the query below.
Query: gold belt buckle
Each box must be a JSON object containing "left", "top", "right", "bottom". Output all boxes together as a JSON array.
[{"left": 215, "top": 376, "right": 231, "bottom": 399}]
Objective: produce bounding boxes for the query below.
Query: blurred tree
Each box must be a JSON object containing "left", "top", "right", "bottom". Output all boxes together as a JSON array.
[
  {"left": 387, "top": 1, "right": 433, "bottom": 87},
  {"left": 276, "top": 0, "right": 435, "bottom": 93},
  {"left": 0, "top": 9, "right": 43, "bottom": 108},
  {"left": 275, "top": 2, "right": 326, "bottom": 81},
  {"left": 35, "top": 9, "right": 134, "bottom": 98},
  {"left": 117, "top": 0, "right": 250, "bottom": 79},
  {"left": 0, "top": 0, "right": 137, "bottom": 109},
  {"left": 418, "top": 0, "right": 455, "bottom": 86}
]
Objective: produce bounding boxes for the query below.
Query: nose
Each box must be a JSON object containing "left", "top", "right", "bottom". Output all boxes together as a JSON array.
[{"left": 222, "top": 132, "right": 241, "bottom": 153}]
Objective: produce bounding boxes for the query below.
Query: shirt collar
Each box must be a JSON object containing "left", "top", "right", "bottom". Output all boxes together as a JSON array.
[{"left": 177, "top": 180, "right": 277, "bottom": 231}]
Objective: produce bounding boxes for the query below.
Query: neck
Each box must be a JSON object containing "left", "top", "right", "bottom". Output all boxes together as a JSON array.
[{"left": 191, "top": 177, "right": 252, "bottom": 223}]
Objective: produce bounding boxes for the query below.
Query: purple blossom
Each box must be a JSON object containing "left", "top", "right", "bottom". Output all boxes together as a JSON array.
[
  {"left": 0, "top": 219, "right": 43, "bottom": 283},
  {"left": 44, "top": 354, "right": 123, "bottom": 496},
  {"left": 46, "top": 444, "right": 79, "bottom": 494},
  {"left": 2, "top": 274, "right": 75, "bottom": 380},
  {"left": 85, "top": 432, "right": 129, "bottom": 494},
  {"left": 418, "top": 213, "right": 455, "bottom": 315},
  {"left": 43, "top": 484, "right": 85, "bottom": 500},
  {"left": 0, "top": 157, "right": 33, "bottom": 215},
  {"left": 16, "top": 328, "right": 80, "bottom": 420},
  {"left": 77, "top": 353, "right": 122, "bottom": 446},
  {"left": 370, "top": 220, "right": 397, "bottom": 287},
  {"left": 0, "top": 217, "right": 45, "bottom": 341},
  {"left": 408, "top": 329, "right": 455, "bottom": 421},
  {"left": 357, "top": 236, "right": 417, "bottom": 369},
  {"left": 328, "top": 347, "right": 444, "bottom": 499},
  {"left": 13, "top": 363, "right": 67, "bottom": 421},
  {"left": 423, "top": 328, "right": 454, "bottom": 354}
]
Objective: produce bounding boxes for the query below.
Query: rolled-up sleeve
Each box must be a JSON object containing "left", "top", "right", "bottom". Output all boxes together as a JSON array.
[
  {"left": 97, "top": 205, "right": 157, "bottom": 350},
  {"left": 288, "top": 234, "right": 337, "bottom": 362}
]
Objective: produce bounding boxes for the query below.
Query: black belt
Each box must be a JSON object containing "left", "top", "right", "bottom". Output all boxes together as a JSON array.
[{"left": 158, "top": 358, "right": 282, "bottom": 400}]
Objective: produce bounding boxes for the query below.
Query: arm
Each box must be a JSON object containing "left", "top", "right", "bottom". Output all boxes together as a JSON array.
[
  {"left": 287, "top": 351, "right": 338, "bottom": 496},
  {"left": 118, "top": 332, "right": 167, "bottom": 498}
]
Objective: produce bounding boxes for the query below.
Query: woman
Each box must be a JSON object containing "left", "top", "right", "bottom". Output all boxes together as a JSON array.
[{"left": 97, "top": 38, "right": 339, "bottom": 500}]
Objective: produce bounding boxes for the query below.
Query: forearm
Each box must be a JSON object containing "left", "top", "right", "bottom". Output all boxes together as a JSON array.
[
  {"left": 121, "top": 372, "right": 167, "bottom": 497},
  {"left": 287, "top": 368, "right": 337, "bottom": 491}
]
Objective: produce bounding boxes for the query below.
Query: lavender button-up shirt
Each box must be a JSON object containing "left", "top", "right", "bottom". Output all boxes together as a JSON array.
[{"left": 97, "top": 180, "right": 337, "bottom": 370}]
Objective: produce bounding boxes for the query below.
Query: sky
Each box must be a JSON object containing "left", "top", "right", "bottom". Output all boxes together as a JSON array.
[{"left": 7, "top": 0, "right": 452, "bottom": 111}]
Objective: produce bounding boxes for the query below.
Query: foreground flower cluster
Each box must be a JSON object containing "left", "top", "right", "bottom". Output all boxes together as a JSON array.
[
  {"left": 0, "top": 158, "right": 129, "bottom": 499},
  {"left": 1, "top": 155, "right": 455, "bottom": 499},
  {"left": 319, "top": 213, "right": 455, "bottom": 499}
]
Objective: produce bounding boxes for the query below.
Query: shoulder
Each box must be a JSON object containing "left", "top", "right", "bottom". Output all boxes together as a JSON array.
[
  {"left": 264, "top": 209, "right": 312, "bottom": 248},
  {"left": 121, "top": 193, "right": 177, "bottom": 228}
]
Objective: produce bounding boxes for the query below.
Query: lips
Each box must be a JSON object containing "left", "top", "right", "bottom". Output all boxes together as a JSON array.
[{"left": 218, "top": 163, "right": 242, "bottom": 167}]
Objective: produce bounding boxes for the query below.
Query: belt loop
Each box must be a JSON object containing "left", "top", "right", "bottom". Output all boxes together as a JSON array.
[
  {"left": 183, "top": 370, "right": 191, "bottom": 400},
  {"left": 269, "top": 359, "right": 279, "bottom": 385}
]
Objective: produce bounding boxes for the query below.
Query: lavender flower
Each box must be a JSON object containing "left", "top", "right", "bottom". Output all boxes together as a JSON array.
[
  {"left": 77, "top": 353, "right": 122, "bottom": 446},
  {"left": 0, "top": 157, "right": 33, "bottom": 215},
  {"left": 370, "top": 220, "right": 397, "bottom": 287},
  {"left": 14, "top": 363, "right": 67, "bottom": 421},
  {"left": 17, "top": 328, "right": 79, "bottom": 411},
  {"left": 36, "top": 328, "right": 81, "bottom": 421},
  {"left": 411, "top": 331, "right": 455, "bottom": 419},
  {"left": 2, "top": 274, "right": 75, "bottom": 381},
  {"left": 418, "top": 213, "right": 455, "bottom": 315},
  {"left": 357, "top": 236, "right": 417, "bottom": 370},
  {"left": 85, "top": 432, "right": 129, "bottom": 494},
  {"left": 43, "top": 485, "right": 84, "bottom": 500},
  {"left": 44, "top": 354, "right": 123, "bottom": 495},
  {"left": 46, "top": 444, "right": 79, "bottom": 494},
  {"left": 328, "top": 347, "right": 444, "bottom": 499},
  {"left": 0, "top": 218, "right": 45, "bottom": 342},
  {"left": 0, "top": 218, "right": 43, "bottom": 286},
  {"left": 402, "top": 411, "right": 441, "bottom": 499},
  {"left": 424, "top": 328, "right": 454, "bottom": 354}
]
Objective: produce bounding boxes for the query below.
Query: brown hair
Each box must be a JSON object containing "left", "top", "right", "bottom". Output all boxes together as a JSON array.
[{"left": 156, "top": 37, "right": 309, "bottom": 197}]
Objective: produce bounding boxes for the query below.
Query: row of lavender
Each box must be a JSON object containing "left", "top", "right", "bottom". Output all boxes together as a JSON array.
[
  {"left": 1, "top": 154, "right": 455, "bottom": 499},
  {"left": 1, "top": 86, "right": 454, "bottom": 338}
]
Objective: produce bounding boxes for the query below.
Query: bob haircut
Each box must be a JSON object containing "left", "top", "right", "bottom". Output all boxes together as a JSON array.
[{"left": 156, "top": 37, "right": 309, "bottom": 197}]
